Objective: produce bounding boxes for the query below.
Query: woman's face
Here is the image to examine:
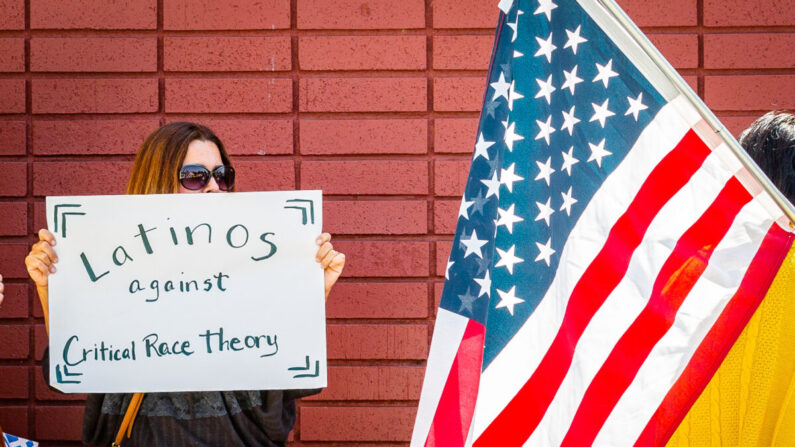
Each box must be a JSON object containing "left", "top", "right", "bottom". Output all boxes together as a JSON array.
[{"left": 178, "top": 139, "right": 225, "bottom": 194}]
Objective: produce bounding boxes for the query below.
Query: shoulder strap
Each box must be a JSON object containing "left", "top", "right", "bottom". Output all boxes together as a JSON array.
[{"left": 113, "top": 393, "right": 145, "bottom": 447}]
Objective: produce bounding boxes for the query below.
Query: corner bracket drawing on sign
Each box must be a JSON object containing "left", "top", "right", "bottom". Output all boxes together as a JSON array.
[
  {"left": 53, "top": 204, "right": 86, "bottom": 238},
  {"left": 288, "top": 355, "right": 320, "bottom": 378},
  {"left": 55, "top": 364, "right": 82, "bottom": 384},
  {"left": 284, "top": 199, "right": 315, "bottom": 225}
]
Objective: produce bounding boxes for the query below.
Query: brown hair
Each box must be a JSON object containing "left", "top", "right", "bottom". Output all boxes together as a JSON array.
[
  {"left": 739, "top": 110, "right": 795, "bottom": 202},
  {"left": 126, "top": 122, "right": 233, "bottom": 194}
]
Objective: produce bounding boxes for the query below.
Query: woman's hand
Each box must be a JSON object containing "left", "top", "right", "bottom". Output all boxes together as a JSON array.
[
  {"left": 25, "top": 229, "right": 57, "bottom": 333},
  {"left": 316, "top": 233, "right": 345, "bottom": 300}
]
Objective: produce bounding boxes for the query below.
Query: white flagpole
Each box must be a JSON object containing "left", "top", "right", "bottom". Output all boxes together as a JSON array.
[{"left": 597, "top": 0, "right": 795, "bottom": 226}]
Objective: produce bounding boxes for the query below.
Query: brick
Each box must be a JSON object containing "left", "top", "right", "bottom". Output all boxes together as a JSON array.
[
  {"left": 325, "top": 201, "right": 428, "bottom": 235},
  {"left": 434, "top": 76, "right": 485, "bottom": 111},
  {"left": 434, "top": 282, "right": 443, "bottom": 311},
  {"left": 165, "top": 37, "right": 291, "bottom": 72},
  {"left": 0, "top": 162, "right": 27, "bottom": 197},
  {"left": 36, "top": 373, "right": 88, "bottom": 401},
  {"left": 35, "top": 406, "right": 84, "bottom": 440},
  {"left": 434, "top": 159, "right": 470, "bottom": 196},
  {"left": 434, "top": 199, "right": 459, "bottom": 234},
  {"left": 298, "top": 0, "right": 424, "bottom": 29},
  {"left": 717, "top": 114, "right": 759, "bottom": 138},
  {"left": 326, "top": 282, "right": 428, "bottom": 319},
  {"left": 31, "top": 0, "right": 156, "bottom": 29},
  {"left": 301, "top": 161, "right": 428, "bottom": 194},
  {"left": 167, "top": 119, "right": 293, "bottom": 155},
  {"left": 0, "top": 365, "right": 28, "bottom": 398},
  {"left": 166, "top": 79, "right": 292, "bottom": 113},
  {"left": 0, "top": 325, "right": 29, "bottom": 358},
  {"left": 33, "top": 119, "right": 159, "bottom": 155},
  {"left": 331, "top": 241, "right": 429, "bottom": 277},
  {"left": 0, "top": 121, "right": 26, "bottom": 155},
  {"left": 706, "top": 75, "right": 795, "bottom": 111},
  {"left": 434, "top": 35, "right": 493, "bottom": 70},
  {"left": 436, "top": 240, "right": 453, "bottom": 276},
  {"left": 33, "top": 161, "right": 131, "bottom": 196},
  {"left": 0, "top": 37, "right": 24, "bottom": 72},
  {"left": 648, "top": 33, "right": 698, "bottom": 69},
  {"left": 435, "top": 118, "right": 479, "bottom": 153},
  {"left": 232, "top": 160, "right": 295, "bottom": 191},
  {"left": 34, "top": 324, "right": 46, "bottom": 359},
  {"left": 301, "top": 406, "right": 416, "bottom": 441},
  {"left": 33, "top": 202, "right": 46, "bottom": 238},
  {"left": 705, "top": 0, "right": 794, "bottom": 26},
  {"left": 327, "top": 324, "right": 427, "bottom": 359},
  {"left": 0, "top": 283, "right": 28, "bottom": 318},
  {"left": 616, "top": 0, "right": 696, "bottom": 26},
  {"left": 300, "top": 119, "right": 427, "bottom": 155},
  {"left": 299, "top": 36, "right": 425, "bottom": 70},
  {"left": 0, "top": 407, "right": 28, "bottom": 437},
  {"left": 0, "top": 202, "right": 26, "bottom": 235},
  {"left": 306, "top": 365, "right": 424, "bottom": 401},
  {"left": 433, "top": 0, "right": 496, "bottom": 28},
  {"left": 300, "top": 77, "right": 426, "bottom": 112},
  {"left": 0, "top": 0, "right": 24, "bottom": 29},
  {"left": 683, "top": 75, "right": 698, "bottom": 95},
  {"left": 31, "top": 38, "right": 156, "bottom": 73},
  {"left": 0, "top": 79, "right": 25, "bottom": 113},
  {"left": 164, "top": 0, "right": 290, "bottom": 30},
  {"left": 705, "top": 34, "right": 795, "bottom": 69},
  {"left": 32, "top": 79, "right": 158, "bottom": 114},
  {"left": 0, "top": 243, "right": 28, "bottom": 278}
]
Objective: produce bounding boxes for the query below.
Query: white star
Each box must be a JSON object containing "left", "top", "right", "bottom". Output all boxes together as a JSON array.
[
  {"left": 513, "top": 50, "right": 524, "bottom": 58},
  {"left": 461, "top": 230, "right": 488, "bottom": 259},
  {"left": 501, "top": 118, "right": 510, "bottom": 129},
  {"left": 535, "top": 197, "right": 554, "bottom": 226},
  {"left": 481, "top": 171, "right": 501, "bottom": 198},
  {"left": 496, "top": 286, "right": 525, "bottom": 316},
  {"left": 560, "top": 186, "right": 578, "bottom": 216},
  {"left": 498, "top": 0, "right": 514, "bottom": 14},
  {"left": 507, "top": 10, "right": 524, "bottom": 43},
  {"left": 534, "top": 0, "right": 558, "bottom": 21},
  {"left": 534, "top": 33, "right": 556, "bottom": 63},
  {"left": 459, "top": 197, "right": 474, "bottom": 219},
  {"left": 593, "top": 59, "right": 618, "bottom": 88},
  {"left": 500, "top": 163, "right": 524, "bottom": 193},
  {"left": 496, "top": 245, "right": 524, "bottom": 274},
  {"left": 561, "top": 146, "right": 579, "bottom": 175},
  {"left": 588, "top": 138, "right": 612, "bottom": 167},
  {"left": 535, "top": 237, "right": 556, "bottom": 266},
  {"left": 535, "top": 115, "right": 555, "bottom": 145},
  {"left": 445, "top": 260, "right": 454, "bottom": 279},
  {"left": 560, "top": 105, "right": 580, "bottom": 135},
  {"left": 625, "top": 92, "right": 648, "bottom": 121},
  {"left": 490, "top": 72, "right": 511, "bottom": 101},
  {"left": 561, "top": 65, "right": 583, "bottom": 95},
  {"left": 504, "top": 121, "right": 524, "bottom": 151},
  {"left": 535, "top": 156, "right": 555, "bottom": 185},
  {"left": 535, "top": 74, "right": 556, "bottom": 105},
  {"left": 474, "top": 133, "right": 495, "bottom": 161},
  {"left": 564, "top": 25, "right": 587, "bottom": 54},
  {"left": 474, "top": 270, "right": 491, "bottom": 298},
  {"left": 590, "top": 98, "right": 615, "bottom": 128},
  {"left": 508, "top": 80, "right": 524, "bottom": 111},
  {"left": 497, "top": 204, "right": 524, "bottom": 233}
]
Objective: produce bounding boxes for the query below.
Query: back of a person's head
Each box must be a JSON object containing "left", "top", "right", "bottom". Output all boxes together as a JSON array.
[{"left": 739, "top": 111, "right": 795, "bottom": 203}]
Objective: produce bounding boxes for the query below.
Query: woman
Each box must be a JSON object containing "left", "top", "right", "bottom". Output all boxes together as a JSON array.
[{"left": 25, "top": 122, "right": 345, "bottom": 446}]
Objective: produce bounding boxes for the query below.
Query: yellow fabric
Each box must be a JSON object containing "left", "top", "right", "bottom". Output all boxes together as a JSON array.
[{"left": 668, "top": 244, "right": 795, "bottom": 446}]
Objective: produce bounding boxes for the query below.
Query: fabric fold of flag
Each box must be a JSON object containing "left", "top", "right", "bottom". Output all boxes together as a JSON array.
[{"left": 412, "top": 0, "right": 795, "bottom": 446}]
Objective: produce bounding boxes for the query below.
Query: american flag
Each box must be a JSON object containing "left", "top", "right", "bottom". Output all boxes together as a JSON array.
[{"left": 412, "top": 0, "right": 795, "bottom": 445}]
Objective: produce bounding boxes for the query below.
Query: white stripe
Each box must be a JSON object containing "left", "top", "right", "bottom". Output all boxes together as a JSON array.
[
  {"left": 595, "top": 197, "right": 774, "bottom": 445},
  {"left": 411, "top": 308, "right": 473, "bottom": 447},
  {"left": 528, "top": 150, "right": 733, "bottom": 446},
  {"left": 472, "top": 96, "right": 701, "bottom": 438}
]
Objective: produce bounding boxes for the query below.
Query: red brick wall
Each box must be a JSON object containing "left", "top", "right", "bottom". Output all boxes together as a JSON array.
[{"left": 0, "top": 0, "right": 793, "bottom": 444}]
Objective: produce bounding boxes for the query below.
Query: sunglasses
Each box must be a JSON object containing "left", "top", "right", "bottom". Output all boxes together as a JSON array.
[{"left": 178, "top": 164, "right": 235, "bottom": 191}]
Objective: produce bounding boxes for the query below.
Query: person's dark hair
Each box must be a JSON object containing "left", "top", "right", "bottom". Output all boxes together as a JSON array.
[
  {"left": 739, "top": 110, "right": 795, "bottom": 202},
  {"left": 126, "top": 122, "right": 233, "bottom": 194}
]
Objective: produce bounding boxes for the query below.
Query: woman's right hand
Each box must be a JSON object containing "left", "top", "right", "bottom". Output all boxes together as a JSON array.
[{"left": 25, "top": 229, "right": 58, "bottom": 288}]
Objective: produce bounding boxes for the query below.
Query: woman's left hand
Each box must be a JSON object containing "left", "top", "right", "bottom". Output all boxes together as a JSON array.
[{"left": 316, "top": 233, "right": 345, "bottom": 300}]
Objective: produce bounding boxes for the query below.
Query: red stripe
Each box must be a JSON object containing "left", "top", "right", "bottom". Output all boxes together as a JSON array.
[
  {"left": 425, "top": 319, "right": 485, "bottom": 447},
  {"left": 635, "top": 223, "right": 794, "bottom": 446},
  {"left": 474, "top": 129, "right": 712, "bottom": 446},
  {"left": 561, "top": 177, "right": 752, "bottom": 446}
]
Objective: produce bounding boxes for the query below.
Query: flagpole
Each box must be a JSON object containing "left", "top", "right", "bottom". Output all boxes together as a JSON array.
[{"left": 597, "top": 0, "right": 795, "bottom": 226}]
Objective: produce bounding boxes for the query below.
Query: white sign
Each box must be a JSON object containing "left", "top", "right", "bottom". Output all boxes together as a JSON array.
[{"left": 46, "top": 191, "right": 326, "bottom": 393}]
